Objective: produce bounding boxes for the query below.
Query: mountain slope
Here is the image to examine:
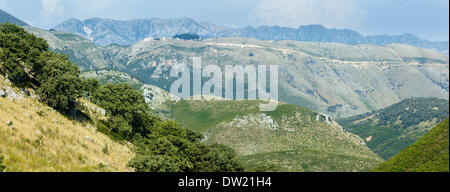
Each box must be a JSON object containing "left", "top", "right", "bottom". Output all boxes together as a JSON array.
[
  {"left": 374, "top": 118, "right": 449, "bottom": 172},
  {"left": 25, "top": 27, "right": 450, "bottom": 118},
  {"left": 52, "top": 17, "right": 448, "bottom": 55},
  {"left": 0, "top": 75, "right": 134, "bottom": 172},
  {"left": 167, "top": 99, "right": 384, "bottom": 172},
  {"left": 23, "top": 26, "right": 107, "bottom": 71},
  {"left": 0, "top": 9, "right": 28, "bottom": 26},
  {"left": 338, "top": 98, "right": 449, "bottom": 160}
]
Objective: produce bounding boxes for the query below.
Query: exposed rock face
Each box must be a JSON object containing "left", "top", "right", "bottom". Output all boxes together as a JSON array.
[
  {"left": 1, "top": 85, "right": 24, "bottom": 100},
  {"left": 52, "top": 17, "right": 448, "bottom": 55},
  {"left": 226, "top": 113, "right": 279, "bottom": 131}
]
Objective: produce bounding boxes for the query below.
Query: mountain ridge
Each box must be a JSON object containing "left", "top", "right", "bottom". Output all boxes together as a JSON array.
[
  {"left": 0, "top": 9, "right": 28, "bottom": 26},
  {"left": 52, "top": 17, "right": 449, "bottom": 55}
]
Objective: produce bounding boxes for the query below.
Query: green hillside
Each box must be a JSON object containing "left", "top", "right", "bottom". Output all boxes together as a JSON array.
[
  {"left": 167, "top": 99, "right": 384, "bottom": 172},
  {"left": 338, "top": 98, "right": 449, "bottom": 160},
  {"left": 374, "top": 118, "right": 449, "bottom": 172}
]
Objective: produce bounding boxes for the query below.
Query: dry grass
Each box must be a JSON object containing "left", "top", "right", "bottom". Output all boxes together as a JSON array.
[{"left": 0, "top": 79, "right": 134, "bottom": 172}]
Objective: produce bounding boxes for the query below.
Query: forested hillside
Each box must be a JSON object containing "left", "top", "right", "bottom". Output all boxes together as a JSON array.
[
  {"left": 338, "top": 98, "right": 449, "bottom": 160},
  {"left": 374, "top": 118, "right": 449, "bottom": 172}
]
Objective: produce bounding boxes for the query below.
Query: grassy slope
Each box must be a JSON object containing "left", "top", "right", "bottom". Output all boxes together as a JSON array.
[
  {"left": 168, "top": 99, "right": 384, "bottom": 172},
  {"left": 374, "top": 118, "right": 449, "bottom": 172},
  {"left": 338, "top": 98, "right": 449, "bottom": 160},
  {"left": 0, "top": 77, "right": 134, "bottom": 172}
]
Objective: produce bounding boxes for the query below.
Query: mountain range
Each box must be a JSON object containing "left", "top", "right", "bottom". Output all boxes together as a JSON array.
[
  {"left": 52, "top": 17, "right": 449, "bottom": 55},
  {"left": 24, "top": 26, "right": 450, "bottom": 118}
]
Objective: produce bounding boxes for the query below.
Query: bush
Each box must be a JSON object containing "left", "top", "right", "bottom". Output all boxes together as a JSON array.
[{"left": 0, "top": 154, "right": 5, "bottom": 172}]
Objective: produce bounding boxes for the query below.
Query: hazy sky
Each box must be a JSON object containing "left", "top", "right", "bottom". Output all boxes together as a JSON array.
[{"left": 0, "top": 0, "right": 448, "bottom": 41}]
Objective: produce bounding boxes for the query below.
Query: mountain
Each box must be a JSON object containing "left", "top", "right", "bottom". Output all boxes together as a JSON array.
[
  {"left": 52, "top": 17, "right": 449, "bottom": 55},
  {"left": 337, "top": 98, "right": 449, "bottom": 160},
  {"left": 52, "top": 17, "right": 235, "bottom": 47},
  {"left": 0, "top": 75, "right": 134, "bottom": 171},
  {"left": 24, "top": 26, "right": 108, "bottom": 70},
  {"left": 374, "top": 118, "right": 449, "bottom": 172},
  {"left": 166, "top": 99, "right": 384, "bottom": 172},
  {"left": 25, "top": 27, "right": 450, "bottom": 118},
  {"left": 0, "top": 9, "right": 28, "bottom": 26}
]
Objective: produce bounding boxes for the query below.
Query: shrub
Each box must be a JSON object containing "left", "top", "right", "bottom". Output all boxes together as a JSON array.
[{"left": 0, "top": 153, "right": 5, "bottom": 172}]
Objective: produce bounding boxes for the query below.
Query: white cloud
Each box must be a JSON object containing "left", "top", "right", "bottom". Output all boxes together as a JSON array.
[
  {"left": 40, "top": 0, "right": 65, "bottom": 22},
  {"left": 248, "top": 0, "right": 367, "bottom": 29}
]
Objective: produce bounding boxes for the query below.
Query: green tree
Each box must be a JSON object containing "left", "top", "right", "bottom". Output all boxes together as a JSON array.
[
  {"left": 1, "top": 23, "right": 83, "bottom": 113},
  {"left": 93, "top": 83, "right": 147, "bottom": 119},
  {"left": 0, "top": 23, "right": 48, "bottom": 86},
  {"left": 82, "top": 78, "right": 100, "bottom": 101},
  {"left": 36, "top": 52, "right": 82, "bottom": 112}
]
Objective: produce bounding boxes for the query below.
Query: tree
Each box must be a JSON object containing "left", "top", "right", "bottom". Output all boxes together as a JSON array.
[
  {"left": 93, "top": 83, "right": 158, "bottom": 139},
  {"left": 187, "top": 143, "right": 245, "bottom": 172},
  {"left": 1, "top": 23, "right": 83, "bottom": 113},
  {"left": 93, "top": 83, "right": 147, "bottom": 119},
  {"left": 82, "top": 78, "right": 100, "bottom": 100},
  {"left": 36, "top": 52, "right": 82, "bottom": 112},
  {"left": 0, "top": 23, "right": 48, "bottom": 86}
]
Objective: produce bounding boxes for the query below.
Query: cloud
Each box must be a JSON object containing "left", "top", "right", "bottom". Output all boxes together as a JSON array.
[
  {"left": 248, "top": 0, "right": 367, "bottom": 29},
  {"left": 40, "top": 0, "right": 65, "bottom": 22}
]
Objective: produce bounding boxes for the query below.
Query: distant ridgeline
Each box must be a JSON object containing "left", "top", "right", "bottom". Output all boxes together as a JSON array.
[
  {"left": 374, "top": 118, "right": 449, "bottom": 172},
  {"left": 51, "top": 17, "right": 448, "bottom": 55},
  {"left": 338, "top": 98, "right": 449, "bottom": 160},
  {"left": 0, "top": 9, "right": 28, "bottom": 26}
]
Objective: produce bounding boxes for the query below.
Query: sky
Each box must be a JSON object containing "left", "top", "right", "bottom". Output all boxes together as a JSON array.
[{"left": 0, "top": 0, "right": 448, "bottom": 41}]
